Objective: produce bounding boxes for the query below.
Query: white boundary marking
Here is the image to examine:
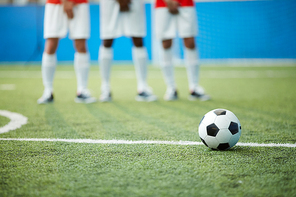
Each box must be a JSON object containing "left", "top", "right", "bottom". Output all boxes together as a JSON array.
[
  {"left": 0, "top": 110, "right": 28, "bottom": 134},
  {"left": 0, "top": 110, "right": 295, "bottom": 148},
  {"left": 1, "top": 70, "right": 295, "bottom": 79},
  {"left": 0, "top": 84, "right": 16, "bottom": 90},
  {"left": 0, "top": 138, "right": 295, "bottom": 148}
]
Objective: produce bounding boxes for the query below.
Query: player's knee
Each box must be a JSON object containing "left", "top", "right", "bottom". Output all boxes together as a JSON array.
[
  {"left": 45, "top": 38, "right": 59, "bottom": 54},
  {"left": 103, "top": 39, "right": 114, "bottom": 48},
  {"left": 132, "top": 37, "right": 143, "bottom": 47},
  {"left": 75, "top": 39, "right": 87, "bottom": 53},
  {"left": 162, "top": 39, "right": 172, "bottom": 49},
  {"left": 184, "top": 37, "right": 195, "bottom": 49},
  {"left": 76, "top": 46, "right": 87, "bottom": 53},
  {"left": 45, "top": 48, "right": 57, "bottom": 55}
]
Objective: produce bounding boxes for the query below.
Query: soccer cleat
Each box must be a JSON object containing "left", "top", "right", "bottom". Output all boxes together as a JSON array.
[
  {"left": 99, "top": 90, "right": 112, "bottom": 102},
  {"left": 75, "top": 89, "right": 97, "bottom": 104},
  {"left": 37, "top": 91, "right": 54, "bottom": 104},
  {"left": 163, "top": 88, "right": 178, "bottom": 101},
  {"left": 188, "top": 86, "right": 211, "bottom": 101},
  {"left": 135, "top": 87, "right": 157, "bottom": 102}
]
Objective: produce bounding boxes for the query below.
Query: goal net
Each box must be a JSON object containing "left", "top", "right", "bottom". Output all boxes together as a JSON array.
[{"left": 150, "top": 0, "right": 296, "bottom": 66}]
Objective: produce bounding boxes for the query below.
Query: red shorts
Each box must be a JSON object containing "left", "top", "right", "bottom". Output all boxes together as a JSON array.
[
  {"left": 155, "top": 0, "right": 194, "bottom": 8},
  {"left": 46, "top": 0, "right": 87, "bottom": 4}
]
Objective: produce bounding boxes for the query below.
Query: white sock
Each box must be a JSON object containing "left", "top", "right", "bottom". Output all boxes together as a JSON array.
[
  {"left": 41, "top": 53, "right": 56, "bottom": 94},
  {"left": 132, "top": 47, "right": 148, "bottom": 92},
  {"left": 99, "top": 46, "right": 113, "bottom": 92},
  {"left": 184, "top": 47, "right": 200, "bottom": 91},
  {"left": 74, "top": 52, "right": 90, "bottom": 93},
  {"left": 161, "top": 48, "right": 176, "bottom": 90}
]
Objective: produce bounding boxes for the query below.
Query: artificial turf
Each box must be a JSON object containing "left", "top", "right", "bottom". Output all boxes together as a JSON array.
[{"left": 0, "top": 64, "right": 296, "bottom": 196}]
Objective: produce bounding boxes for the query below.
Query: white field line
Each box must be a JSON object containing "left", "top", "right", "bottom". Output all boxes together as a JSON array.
[
  {"left": 0, "top": 110, "right": 28, "bottom": 134},
  {"left": 0, "top": 138, "right": 295, "bottom": 148},
  {"left": 0, "top": 84, "right": 16, "bottom": 90},
  {"left": 0, "top": 70, "right": 295, "bottom": 79},
  {"left": 1, "top": 110, "right": 295, "bottom": 148}
]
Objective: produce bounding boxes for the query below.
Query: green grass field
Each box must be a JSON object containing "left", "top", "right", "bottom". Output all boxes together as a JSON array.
[{"left": 1, "top": 64, "right": 296, "bottom": 196}]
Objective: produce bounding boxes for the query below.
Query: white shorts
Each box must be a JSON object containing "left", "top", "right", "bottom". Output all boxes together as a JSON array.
[
  {"left": 155, "top": 7, "right": 198, "bottom": 40},
  {"left": 100, "top": 0, "right": 146, "bottom": 39},
  {"left": 44, "top": 3, "right": 90, "bottom": 39}
]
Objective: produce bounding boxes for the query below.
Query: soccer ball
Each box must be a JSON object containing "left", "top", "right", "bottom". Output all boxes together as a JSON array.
[{"left": 198, "top": 109, "right": 241, "bottom": 150}]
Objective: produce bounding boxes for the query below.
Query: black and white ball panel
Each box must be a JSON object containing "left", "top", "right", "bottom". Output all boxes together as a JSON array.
[{"left": 198, "top": 109, "right": 241, "bottom": 150}]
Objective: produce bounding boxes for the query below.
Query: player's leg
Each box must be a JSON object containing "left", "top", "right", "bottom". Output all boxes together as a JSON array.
[
  {"left": 178, "top": 7, "right": 210, "bottom": 101},
  {"left": 183, "top": 37, "right": 198, "bottom": 91},
  {"left": 122, "top": 0, "right": 156, "bottom": 102},
  {"left": 183, "top": 37, "right": 210, "bottom": 101},
  {"left": 98, "top": 0, "right": 122, "bottom": 102},
  {"left": 160, "top": 39, "right": 178, "bottom": 101},
  {"left": 69, "top": 2, "right": 96, "bottom": 103},
  {"left": 38, "top": 3, "right": 67, "bottom": 104},
  {"left": 132, "top": 37, "right": 157, "bottom": 102},
  {"left": 73, "top": 39, "right": 96, "bottom": 103},
  {"left": 74, "top": 39, "right": 88, "bottom": 95},
  {"left": 154, "top": 7, "right": 178, "bottom": 101},
  {"left": 98, "top": 39, "right": 113, "bottom": 102},
  {"left": 132, "top": 37, "right": 147, "bottom": 92},
  {"left": 38, "top": 38, "right": 59, "bottom": 104}
]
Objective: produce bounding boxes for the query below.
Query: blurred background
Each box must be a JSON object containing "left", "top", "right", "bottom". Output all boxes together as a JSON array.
[{"left": 0, "top": 0, "right": 295, "bottom": 65}]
